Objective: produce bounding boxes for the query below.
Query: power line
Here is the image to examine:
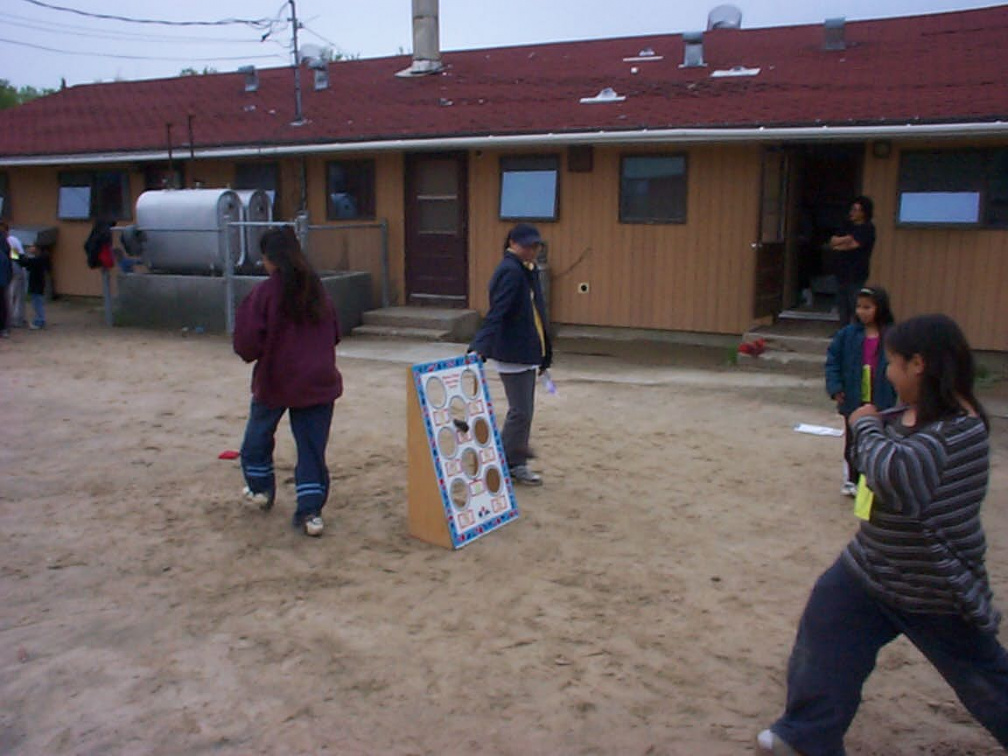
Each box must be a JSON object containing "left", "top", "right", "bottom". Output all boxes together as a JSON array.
[
  {"left": 0, "top": 13, "right": 285, "bottom": 46},
  {"left": 18, "top": 0, "right": 276, "bottom": 29},
  {"left": 0, "top": 36, "right": 287, "bottom": 63}
]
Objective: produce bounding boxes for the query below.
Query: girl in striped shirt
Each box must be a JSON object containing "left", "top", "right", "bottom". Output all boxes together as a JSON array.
[{"left": 758, "top": 314, "right": 1007, "bottom": 755}]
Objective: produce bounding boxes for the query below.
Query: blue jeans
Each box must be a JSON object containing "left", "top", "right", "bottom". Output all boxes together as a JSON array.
[
  {"left": 772, "top": 558, "right": 1008, "bottom": 755},
  {"left": 240, "top": 400, "right": 334, "bottom": 524},
  {"left": 30, "top": 293, "right": 45, "bottom": 327}
]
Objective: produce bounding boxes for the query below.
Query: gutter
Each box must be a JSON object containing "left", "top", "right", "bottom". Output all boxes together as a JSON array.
[{"left": 2, "top": 121, "right": 1007, "bottom": 167}]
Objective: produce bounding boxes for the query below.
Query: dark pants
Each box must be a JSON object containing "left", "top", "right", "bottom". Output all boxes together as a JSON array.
[
  {"left": 0, "top": 282, "right": 8, "bottom": 332},
  {"left": 499, "top": 369, "right": 537, "bottom": 468},
  {"left": 836, "top": 277, "right": 866, "bottom": 326},
  {"left": 772, "top": 558, "right": 1008, "bottom": 756},
  {"left": 240, "top": 400, "right": 334, "bottom": 524},
  {"left": 841, "top": 418, "right": 858, "bottom": 485}
]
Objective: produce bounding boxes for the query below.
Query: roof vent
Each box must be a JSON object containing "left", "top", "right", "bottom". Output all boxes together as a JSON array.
[
  {"left": 396, "top": 0, "right": 444, "bottom": 78},
  {"left": 580, "top": 87, "right": 626, "bottom": 104},
  {"left": 710, "top": 65, "right": 761, "bottom": 78},
  {"left": 310, "top": 60, "right": 329, "bottom": 91},
  {"left": 680, "top": 31, "right": 706, "bottom": 68},
  {"left": 824, "top": 17, "right": 846, "bottom": 51},
  {"left": 623, "top": 47, "right": 664, "bottom": 63},
  {"left": 707, "top": 4, "right": 742, "bottom": 30},
  {"left": 238, "top": 65, "right": 258, "bottom": 92}
]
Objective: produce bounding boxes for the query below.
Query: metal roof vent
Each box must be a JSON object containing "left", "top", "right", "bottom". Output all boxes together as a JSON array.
[
  {"left": 239, "top": 65, "right": 258, "bottom": 92},
  {"left": 580, "top": 87, "right": 626, "bottom": 104},
  {"left": 623, "top": 47, "right": 664, "bottom": 63},
  {"left": 707, "top": 4, "right": 742, "bottom": 30},
  {"left": 396, "top": 0, "right": 444, "bottom": 78},
  {"left": 310, "top": 60, "right": 329, "bottom": 90},
  {"left": 680, "top": 31, "right": 706, "bottom": 68},
  {"left": 824, "top": 17, "right": 846, "bottom": 51}
]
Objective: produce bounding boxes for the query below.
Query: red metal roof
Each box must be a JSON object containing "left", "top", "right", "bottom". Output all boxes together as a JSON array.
[{"left": 2, "top": 5, "right": 1006, "bottom": 158}]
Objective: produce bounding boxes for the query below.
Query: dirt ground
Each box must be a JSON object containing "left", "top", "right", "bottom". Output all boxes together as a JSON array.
[{"left": 2, "top": 299, "right": 1006, "bottom": 756}]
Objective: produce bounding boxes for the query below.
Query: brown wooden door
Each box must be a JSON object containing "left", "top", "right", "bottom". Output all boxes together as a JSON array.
[
  {"left": 753, "top": 148, "right": 790, "bottom": 319},
  {"left": 405, "top": 153, "right": 469, "bottom": 306}
]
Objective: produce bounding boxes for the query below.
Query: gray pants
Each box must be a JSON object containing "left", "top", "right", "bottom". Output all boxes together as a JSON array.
[{"left": 499, "top": 369, "right": 537, "bottom": 467}]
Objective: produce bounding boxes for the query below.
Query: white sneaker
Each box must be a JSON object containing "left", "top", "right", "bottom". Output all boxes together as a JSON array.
[
  {"left": 756, "top": 729, "right": 800, "bottom": 755},
  {"left": 510, "top": 465, "right": 543, "bottom": 486},
  {"left": 841, "top": 482, "right": 858, "bottom": 498},
  {"left": 303, "top": 515, "right": 324, "bottom": 537},
  {"left": 242, "top": 486, "right": 274, "bottom": 511}
]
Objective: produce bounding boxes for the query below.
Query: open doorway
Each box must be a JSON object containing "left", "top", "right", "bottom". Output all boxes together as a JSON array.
[{"left": 785, "top": 144, "right": 864, "bottom": 319}]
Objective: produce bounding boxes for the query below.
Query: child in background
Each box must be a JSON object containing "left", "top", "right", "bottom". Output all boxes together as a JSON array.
[
  {"left": 825, "top": 286, "right": 896, "bottom": 497},
  {"left": 17, "top": 245, "right": 51, "bottom": 329},
  {"left": 233, "top": 227, "right": 343, "bottom": 537},
  {"left": 758, "top": 314, "right": 1008, "bottom": 755}
]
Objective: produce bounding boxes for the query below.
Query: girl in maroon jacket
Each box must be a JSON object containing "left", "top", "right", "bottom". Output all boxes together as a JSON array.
[{"left": 233, "top": 226, "right": 342, "bottom": 537}]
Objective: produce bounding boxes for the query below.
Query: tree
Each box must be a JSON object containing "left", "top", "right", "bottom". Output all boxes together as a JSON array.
[
  {"left": 179, "top": 66, "right": 218, "bottom": 76},
  {"left": 0, "top": 79, "right": 56, "bottom": 109}
]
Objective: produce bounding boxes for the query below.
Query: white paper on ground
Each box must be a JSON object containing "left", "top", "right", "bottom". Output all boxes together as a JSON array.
[{"left": 793, "top": 423, "right": 844, "bottom": 437}]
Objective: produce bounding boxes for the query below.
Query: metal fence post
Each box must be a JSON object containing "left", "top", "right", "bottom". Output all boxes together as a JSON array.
[
  {"left": 101, "top": 268, "right": 113, "bottom": 326},
  {"left": 295, "top": 211, "right": 310, "bottom": 258},
  {"left": 224, "top": 222, "right": 235, "bottom": 334}
]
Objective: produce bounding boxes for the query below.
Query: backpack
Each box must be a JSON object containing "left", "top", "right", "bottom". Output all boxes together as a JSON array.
[{"left": 84, "top": 221, "right": 113, "bottom": 269}]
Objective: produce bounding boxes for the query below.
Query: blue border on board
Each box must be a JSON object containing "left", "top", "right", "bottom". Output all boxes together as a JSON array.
[{"left": 411, "top": 353, "right": 520, "bottom": 548}]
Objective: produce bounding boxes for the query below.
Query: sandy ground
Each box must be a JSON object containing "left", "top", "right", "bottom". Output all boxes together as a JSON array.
[{"left": 2, "top": 299, "right": 1007, "bottom": 756}]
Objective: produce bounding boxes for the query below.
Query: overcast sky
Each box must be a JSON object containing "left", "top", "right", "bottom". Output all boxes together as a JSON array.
[{"left": 1, "top": 0, "right": 1002, "bottom": 90}]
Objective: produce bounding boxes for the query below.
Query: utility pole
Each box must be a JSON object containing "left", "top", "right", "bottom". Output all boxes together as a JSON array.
[{"left": 290, "top": 0, "right": 304, "bottom": 124}]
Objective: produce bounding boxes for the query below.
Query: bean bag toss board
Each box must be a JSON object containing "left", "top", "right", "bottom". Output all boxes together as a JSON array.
[{"left": 407, "top": 354, "right": 520, "bottom": 549}]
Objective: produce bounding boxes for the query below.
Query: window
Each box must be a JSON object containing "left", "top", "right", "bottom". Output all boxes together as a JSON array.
[
  {"left": 499, "top": 156, "right": 559, "bottom": 221},
  {"left": 234, "top": 162, "right": 279, "bottom": 208},
  {"left": 57, "top": 171, "right": 131, "bottom": 220},
  {"left": 144, "top": 164, "right": 184, "bottom": 190},
  {"left": 0, "top": 173, "right": 9, "bottom": 219},
  {"left": 620, "top": 155, "right": 687, "bottom": 223},
  {"left": 898, "top": 149, "right": 1008, "bottom": 227},
  {"left": 326, "top": 160, "right": 375, "bottom": 220}
]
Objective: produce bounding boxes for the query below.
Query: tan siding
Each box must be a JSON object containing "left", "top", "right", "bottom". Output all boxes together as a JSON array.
[
  {"left": 468, "top": 145, "right": 762, "bottom": 335},
  {"left": 862, "top": 140, "right": 1008, "bottom": 351},
  {"left": 304, "top": 152, "right": 406, "bottom": 308}
]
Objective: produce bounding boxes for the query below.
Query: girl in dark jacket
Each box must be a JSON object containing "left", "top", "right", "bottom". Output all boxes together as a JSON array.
[
  {"left": 233, "top": 227, "right": 342, "bottom": 537},
  {"left": 825, "top": 285, "right": 896, "bottom": 496}
]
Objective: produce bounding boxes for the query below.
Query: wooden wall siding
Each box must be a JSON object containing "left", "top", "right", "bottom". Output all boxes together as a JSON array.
[
  {"left": 862, "top": 141, "right": 1008, "bottom": 352},
  {"left": 468, "top": 145, "right": 762, "bottom": 335}
]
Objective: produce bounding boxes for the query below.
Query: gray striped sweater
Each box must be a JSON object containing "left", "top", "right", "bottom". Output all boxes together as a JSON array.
[{"left": 842, "top": 412, "right": 1001, "bottom": 634}]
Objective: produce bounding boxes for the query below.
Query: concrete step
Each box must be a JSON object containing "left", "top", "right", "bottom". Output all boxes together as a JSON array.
[
  {"left": 351, "top": 324, "right": 456, "bottom": 342},
  {"left": 743, "top": 320, "right": 836, "bottom": 356},
  {"left": 736, "top": 349, "right": 824, "bottom": 377},
  {"left": 362, "top": 306, "right": 480, "bottom": 341}
]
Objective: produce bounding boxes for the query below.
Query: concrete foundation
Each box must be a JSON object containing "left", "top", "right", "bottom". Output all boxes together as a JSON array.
[{"left": 113, "top": 270, "right": 372, "bottom": 333}]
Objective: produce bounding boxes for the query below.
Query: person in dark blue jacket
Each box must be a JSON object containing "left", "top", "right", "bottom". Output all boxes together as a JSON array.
[
  {"left": 825, "top": 285, "right": 897, "bottom": 496},
  {"left": 469, "top": 223, "right": 552, "bottom": 486}
]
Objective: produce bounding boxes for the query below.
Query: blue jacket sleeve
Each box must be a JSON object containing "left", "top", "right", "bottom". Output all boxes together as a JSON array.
[
  {"left": 825, "top": 329, "right": 845, "bottom": 398},
  {"left": 469, "top": 265, "right": 521, "bottom": 357},
  {"left": 233, "top": 287, "right": 267, "bottom": 363}
]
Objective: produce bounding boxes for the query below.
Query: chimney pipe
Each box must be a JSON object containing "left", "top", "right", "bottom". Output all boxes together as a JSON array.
[
  {"left": 396, "top": 0, "right": 444, "bottom": 77},
  {"left": 311, "top": 60, "right": 329, "bottom": 90},
  {"left": 824, "top": 17, "right": 846, "bottom": 51},
  {"left": 239, "top": 65, "right": 259, "bottom": 92},
  {"left": 679, "top": 31, "right": 706, "bottom": 68}
]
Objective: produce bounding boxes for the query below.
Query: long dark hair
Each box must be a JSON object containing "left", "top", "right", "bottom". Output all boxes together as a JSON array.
[
  {"left": 857, "top": 284, "right": 894, "bottom": 329},
  {"left": 260, "top": 226, "right": 325, "bottom": 324},
  {"left": 884, "top": 314, "right": 987, "bottom": 428}
]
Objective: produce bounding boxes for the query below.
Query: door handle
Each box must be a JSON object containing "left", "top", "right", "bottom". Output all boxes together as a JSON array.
[{"left": 751, "top": 242, "right": 761, "bottom": 250}]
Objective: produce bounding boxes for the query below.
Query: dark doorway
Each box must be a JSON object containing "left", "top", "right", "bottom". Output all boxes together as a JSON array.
[
  {"left": 404, "top": 153, "right": 469, "bottom": 306},
  {"left": 787, "top": 144, "right": 864, "bottom": 317}
]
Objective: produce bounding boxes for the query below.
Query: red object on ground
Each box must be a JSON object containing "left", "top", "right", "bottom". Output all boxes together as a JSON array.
[{"left": 218, "top": 450, "right": 240, "bottom": 460}]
